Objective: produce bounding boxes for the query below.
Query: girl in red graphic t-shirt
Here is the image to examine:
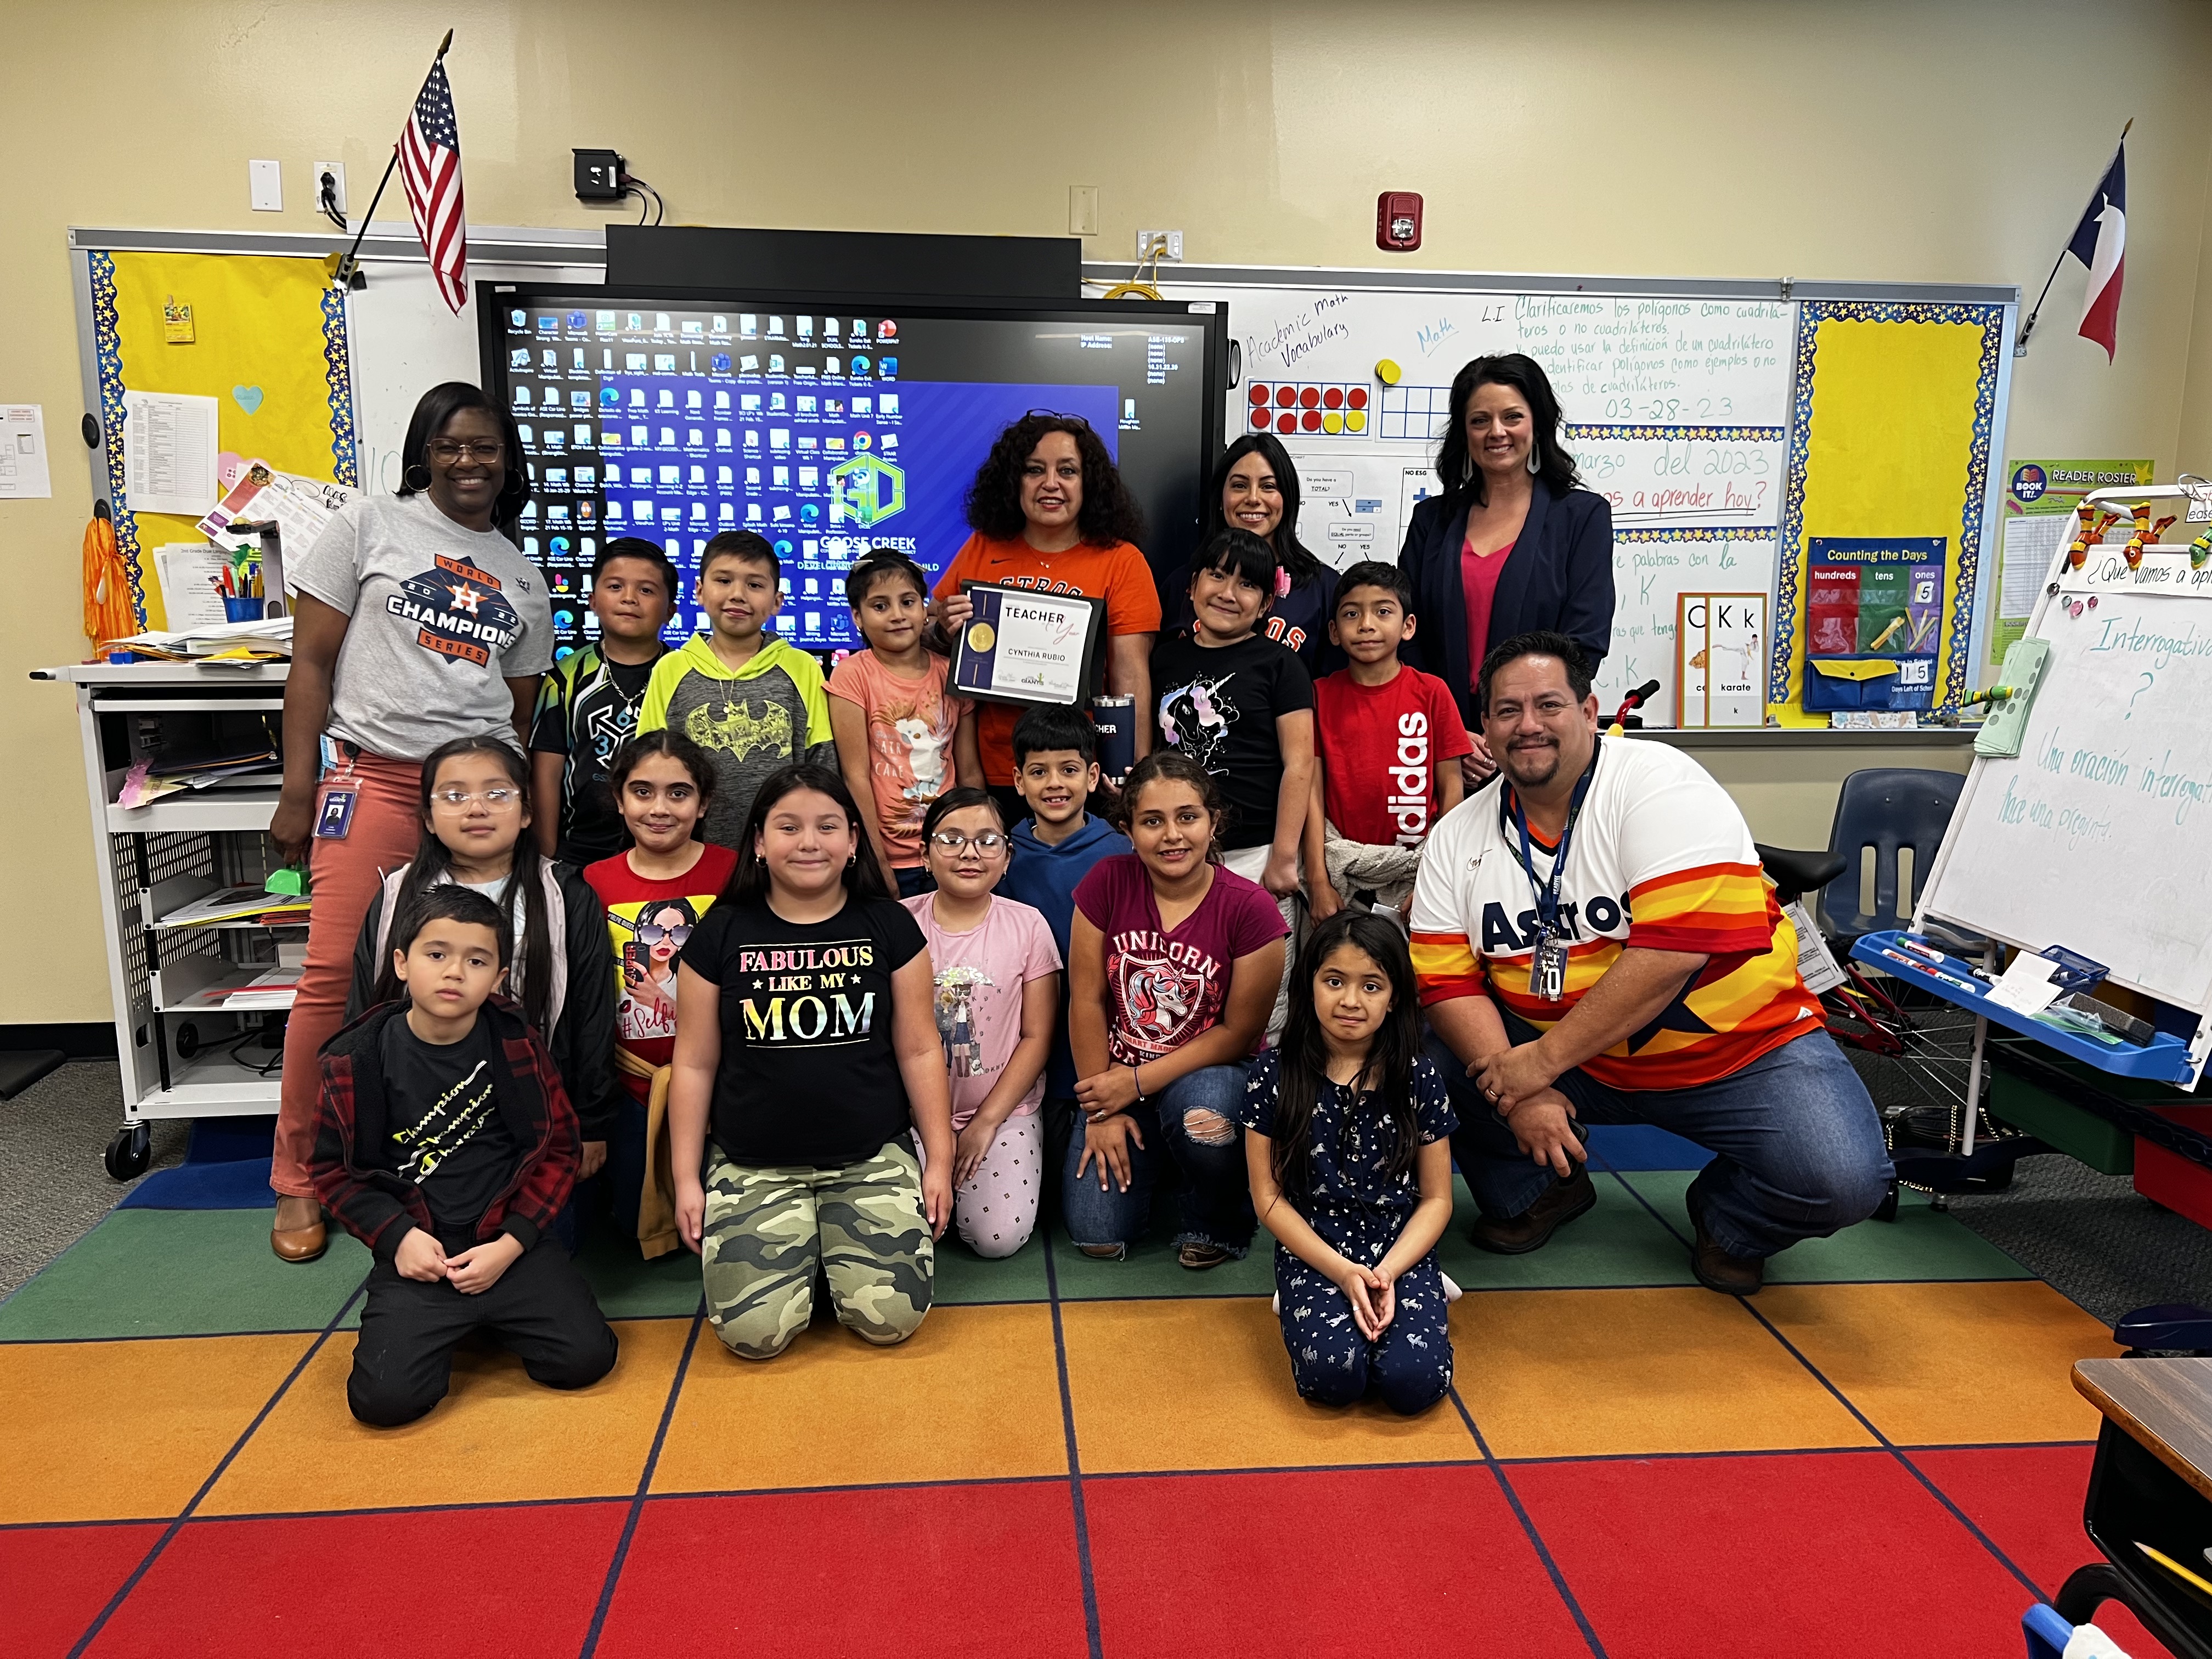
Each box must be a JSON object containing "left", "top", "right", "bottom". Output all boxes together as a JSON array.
[{"left": 1064, "top": 752, "right": 1289, "bottom": 1271}]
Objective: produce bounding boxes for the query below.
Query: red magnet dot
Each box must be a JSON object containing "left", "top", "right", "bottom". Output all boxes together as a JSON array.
[
  {"left": 1249, "top": 409, "right": 1271, "bottom": 430},
  {"left": 1276, "top": 412, "right": 1298, "bottom": 433},
  {"left": 1299, "top": 387, "right": 1321, "bottom": 409},
  {"left": 1275, "top": 386, "right": 1297, "bottom": 408},
  {"left": 1347, "top": 387, "right": 1369, "bottom": 409},
  {"left": 1248, "top": 384, "right": 1270, "bottom": 405},
  {"left": 1322, "top": 387, "right": 1344, "bottom": 409},
  {"left": 1301, "top": 410, "right": 1323, "bottom": 432}
]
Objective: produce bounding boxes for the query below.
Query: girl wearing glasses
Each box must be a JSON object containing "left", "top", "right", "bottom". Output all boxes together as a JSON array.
[
  {"left": 346, "top": 736, "right": 620, "bottom": 1211},
  {"left": 268, "top": 382, "right": 552, "bottom": 1265},
  {"left": 900, "top": 787, "right": 1062, "bottom": 1259},
  {"left": 585, "top": 730, "right": 736, "bottom": 1258}
]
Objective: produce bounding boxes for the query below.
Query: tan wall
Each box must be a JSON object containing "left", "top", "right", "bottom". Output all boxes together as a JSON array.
[{"left": 4, "top": 0, "right": 2208, "bottom": 1024}]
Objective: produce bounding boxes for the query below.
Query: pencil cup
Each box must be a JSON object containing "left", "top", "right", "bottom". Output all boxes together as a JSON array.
[{"left": 223, "top": 596, "right": 261, "bottom": 622}]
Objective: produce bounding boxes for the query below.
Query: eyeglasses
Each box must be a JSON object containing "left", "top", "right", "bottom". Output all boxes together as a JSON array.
[
  {"left": 430, "top": 787, "right": 524, "bottom": 810},
  {"left": 636, "top": 922, "right": 691, "bottom": 946},
  {"left": 426, "top": 439, "right": 506, "bottom": 464},
  {"left": 929, "top": 830, "right": 1007, "bottom": 854}
]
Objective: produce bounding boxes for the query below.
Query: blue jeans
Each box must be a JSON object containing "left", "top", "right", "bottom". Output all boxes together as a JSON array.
[
  {"left": 1059, "top": 1064, "right": 1256, "bottom": 1256},
  {"left": 1436, "top": 1020, "right": 1893, "bottom": 1259}
]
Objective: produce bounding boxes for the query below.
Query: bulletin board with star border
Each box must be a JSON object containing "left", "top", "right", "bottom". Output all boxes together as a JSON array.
[
  {"left": 88, "top": 250, "right": 357, "bottom": 629},
  {"left": 1768, "top": 300, "right": 2007, "bottom": 724}
]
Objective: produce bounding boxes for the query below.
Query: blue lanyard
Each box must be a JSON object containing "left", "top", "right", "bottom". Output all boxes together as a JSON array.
[{"left": 1501, "top": 740, "right": 1600, "bottom": 936}]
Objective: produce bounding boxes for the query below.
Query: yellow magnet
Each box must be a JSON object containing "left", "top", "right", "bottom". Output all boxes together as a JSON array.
[
  {"left": 1375, "top": 358, "right": 1401, "bottom": 386},
  {"left": 1345, "top": 409, "right": 1367, "bottom": 433},
  {"left": 1321, "top": 411, "right": 1343, "bottom": 435}
]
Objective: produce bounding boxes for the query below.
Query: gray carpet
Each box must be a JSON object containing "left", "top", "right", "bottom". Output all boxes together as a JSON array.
[
  {"left": 0, "top": 1060, "right": 184, "bottom": 1299},
  {"left": 1945, "top": 1153, "right": 2212, "bottom": 1328}
]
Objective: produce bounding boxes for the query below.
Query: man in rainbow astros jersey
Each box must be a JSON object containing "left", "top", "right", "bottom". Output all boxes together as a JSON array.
[{"left": 1408, "top": 631, "right": 1892, "bottom": 1295}]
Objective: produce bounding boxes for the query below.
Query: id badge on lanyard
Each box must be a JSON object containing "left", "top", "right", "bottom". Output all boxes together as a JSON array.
[
  {"left": 314, "top": 735, "right": 360, "bottom": 840},
  {"left": 1508, "top": 741, "right": 1599, "bottom": 1005}
]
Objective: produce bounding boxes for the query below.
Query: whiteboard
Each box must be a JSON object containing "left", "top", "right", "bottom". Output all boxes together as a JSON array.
[
  {"left": 1153, "top": 275, "right": 1793, "bottom": 724},
  {"left": 1921, "top": 532, "right": 2212, "bottom": 1014}
]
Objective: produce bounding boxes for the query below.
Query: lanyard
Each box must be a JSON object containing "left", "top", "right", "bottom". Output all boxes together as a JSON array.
[{"left": 1500, "top": 738, "right": 1600, "bottom": 939}]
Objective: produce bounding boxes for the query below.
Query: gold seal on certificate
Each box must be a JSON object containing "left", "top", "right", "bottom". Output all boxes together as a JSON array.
[{"left": 949, "top": 584, "right": 1107, "bottom": 708}]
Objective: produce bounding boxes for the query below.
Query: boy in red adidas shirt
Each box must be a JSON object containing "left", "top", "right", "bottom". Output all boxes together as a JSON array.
[{"left": 1304, "top": 561, "right": 1472, "bottom": 919}]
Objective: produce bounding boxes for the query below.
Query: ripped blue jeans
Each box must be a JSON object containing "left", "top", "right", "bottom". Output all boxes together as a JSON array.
[{"left": 1058, "top": 1064, "right": 1255, "bottom": 1257}]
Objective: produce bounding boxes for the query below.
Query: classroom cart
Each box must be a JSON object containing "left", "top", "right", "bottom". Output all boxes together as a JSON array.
[{"left": 35, "top": 660, "right": 295, "bottom": 1176}]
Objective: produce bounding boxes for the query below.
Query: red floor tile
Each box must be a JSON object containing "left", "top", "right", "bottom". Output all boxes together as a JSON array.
[
  {"left": 0, "top": 1522, "right": 163, "bottom": 1658},
  {"left": 594, "top": 1482, "right": 1090, "bottom": 1658},
  {"left": 80, "top": 1502, "right": 627, "bottom": 1657},
  {"left": 1910, "top": 1445, "right": 2165, "bottom": 1657},
  {"left": 1085, "top": 1465, "right": 1592, "bottom": 1658},
  {"left": 1511, "top": 1451, "right": 2044, "bottom": 1659}
]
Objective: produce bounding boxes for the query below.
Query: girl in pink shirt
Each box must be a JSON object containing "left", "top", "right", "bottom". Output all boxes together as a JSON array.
[{"left": 902, "top": 788, "right": 1062, "bottom": 1257}]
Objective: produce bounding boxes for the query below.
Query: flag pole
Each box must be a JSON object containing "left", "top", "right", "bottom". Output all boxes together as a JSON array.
[
  {"left": 331, "top": 30, "right": 455, "bottom": 290},
  {"left": 2015, "top": 117, "right": 2132, "bottom": 357}
]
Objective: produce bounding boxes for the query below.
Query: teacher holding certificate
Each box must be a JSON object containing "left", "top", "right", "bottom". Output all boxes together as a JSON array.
[{"left": 932, "top": 414, "right": 1160, "bottom": 802}]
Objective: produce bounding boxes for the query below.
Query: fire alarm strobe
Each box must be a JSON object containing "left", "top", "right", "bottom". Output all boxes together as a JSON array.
[{"left": 1376, "top": 191, "right": 1423, "bottom": 252}]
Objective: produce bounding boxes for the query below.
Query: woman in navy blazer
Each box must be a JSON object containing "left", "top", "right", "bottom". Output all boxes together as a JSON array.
[{"left": 1397, "top": 353, "right": 1615, "bottom": 779}]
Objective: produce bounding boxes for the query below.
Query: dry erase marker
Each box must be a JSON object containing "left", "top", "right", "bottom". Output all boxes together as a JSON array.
[{"left": 1875, "top": 948, "right": 1978, "bottom": 995}]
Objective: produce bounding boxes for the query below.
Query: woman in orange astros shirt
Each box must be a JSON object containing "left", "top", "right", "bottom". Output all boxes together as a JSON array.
[{"left": 930, "top": 413, "right": 1160, "bottom": 813}]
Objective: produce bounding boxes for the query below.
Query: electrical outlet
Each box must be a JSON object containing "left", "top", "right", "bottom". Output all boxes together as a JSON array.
[
  {"left": 313, "top": 161, "right": 347, "bottom": 215},
  {"left": 1068, "top": 185, "right": 1099, "bottom": 238},
  {"left": 249, "top": 159, "right": 283, "bottom": 213},
  {"left": 1137, "top": 229, "right": 1184, "bottom": 262}
]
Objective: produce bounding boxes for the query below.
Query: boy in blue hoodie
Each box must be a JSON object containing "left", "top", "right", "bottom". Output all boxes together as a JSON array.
[{"left": 999, "top": 705, "right": 1131, "bottom": 1203}]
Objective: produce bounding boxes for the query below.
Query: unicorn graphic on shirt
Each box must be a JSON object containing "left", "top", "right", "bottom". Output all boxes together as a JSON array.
[{"left": 1158, "top": 672, "right": 1237, "bottom": 777}]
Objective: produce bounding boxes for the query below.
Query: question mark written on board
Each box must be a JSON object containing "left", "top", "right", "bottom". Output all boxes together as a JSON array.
[{"left": 2127, "top": 671, "right": 2154, "bottom": 719}]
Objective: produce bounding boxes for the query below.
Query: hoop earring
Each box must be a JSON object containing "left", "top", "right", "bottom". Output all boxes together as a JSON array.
[
  {"left": 403, "top": 462, "right": 432, "bottom": 492},
  {"left": 1526, "top": 447, "right": 1541, "bottom": 476}
]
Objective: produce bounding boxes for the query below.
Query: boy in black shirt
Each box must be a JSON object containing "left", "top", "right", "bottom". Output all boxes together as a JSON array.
[
  {"left": 311, "top": 887, "right": 618, "bottom": 1426},
  {"left": 531, "top": 538, "right": 677, "bottom": 865}
]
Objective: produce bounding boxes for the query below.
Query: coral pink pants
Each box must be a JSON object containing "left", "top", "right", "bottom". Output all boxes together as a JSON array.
[{"left": 271, "top": 751, "right": 424, "bottom": 1198}]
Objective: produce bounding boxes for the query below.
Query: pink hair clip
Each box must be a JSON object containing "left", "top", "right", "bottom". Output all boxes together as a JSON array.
[{"left": 1273, "top": 566, "right": 1291, "bottom": 599}]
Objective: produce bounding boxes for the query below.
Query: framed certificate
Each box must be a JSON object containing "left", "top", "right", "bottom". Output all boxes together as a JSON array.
[{"left": 949, "top": 584, "right": 1105, "bottom": 708}]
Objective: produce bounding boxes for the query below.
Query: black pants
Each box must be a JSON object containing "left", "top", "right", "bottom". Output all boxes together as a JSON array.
[{"left": 348, "top": 1235, "right": 619, "bottom": 1427}]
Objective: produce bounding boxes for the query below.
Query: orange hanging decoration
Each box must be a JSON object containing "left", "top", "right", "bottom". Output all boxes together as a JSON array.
[
  {"left": 81, "top": 503, "right": 137, "bottom": 653},
  {"left": 2068, "top": 510, "right": 2117, "bottom": 570},
  {"left": 2122, "top": 503, "right": 2154, "bottom": 569}
]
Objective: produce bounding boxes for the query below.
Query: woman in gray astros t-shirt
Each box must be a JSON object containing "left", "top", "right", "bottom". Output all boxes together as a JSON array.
[{"left": 266, "top": 382, "right": 553, "bottom": 1265}]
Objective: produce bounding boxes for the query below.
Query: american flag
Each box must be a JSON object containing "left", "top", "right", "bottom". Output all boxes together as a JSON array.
[{"left": 399, "top": 59, "right": 468, "bottom": 313}]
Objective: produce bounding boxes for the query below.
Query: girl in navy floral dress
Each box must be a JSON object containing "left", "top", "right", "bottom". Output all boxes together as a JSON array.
[{"left": 1241, "top": 910, "right": 1457, "bottom": 1413}]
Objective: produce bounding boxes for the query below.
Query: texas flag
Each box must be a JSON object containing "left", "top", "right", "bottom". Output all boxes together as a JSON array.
[{"left": 2068, "top": 146, "right": 2126, "bottom": 360}]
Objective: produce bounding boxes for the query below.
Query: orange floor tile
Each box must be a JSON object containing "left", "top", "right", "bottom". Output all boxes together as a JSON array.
[
  {"left": 652, "top": 1302, "right": 1068, "bottom": 1493},
  {"left": 200, "top": 1319, "right": 693, "bottom": 1516},
  {"left": 1755, "top": 1280, "right": 2118, "bottom": 1446},
  {"left": 1451, "top": 1288, "right": 1877, "bottom": 1459},
  {"left": 0, "top": 1333, "right": 313, "bottom": 1524},
  {"left": 1058, "top": 1297, "right": 1479, "bottom": 1472}
]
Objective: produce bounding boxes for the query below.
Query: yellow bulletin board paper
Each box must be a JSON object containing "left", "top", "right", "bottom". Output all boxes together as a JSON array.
[
  {"left": 91, "top": 251, "right": 356, "bottom": 629},
  {"left": 1769, "top": 302, "right": 2004, "bottom": 725}
]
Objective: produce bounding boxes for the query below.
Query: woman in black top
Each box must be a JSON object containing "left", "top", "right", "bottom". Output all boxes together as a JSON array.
[
  {"left": 1398, "top": 353, "right": 1615, "bottom": 781},
  {"left": 1165, "top": 434, "right": 1339, "bottom": 670},
  {"left": 669, "top": 763, "right": 955, "bottom": 1360}
]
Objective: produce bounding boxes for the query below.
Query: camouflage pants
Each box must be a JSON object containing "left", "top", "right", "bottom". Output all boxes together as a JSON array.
[{"left": 701, "top": 1139, "right": 934, "bottom": 1360}]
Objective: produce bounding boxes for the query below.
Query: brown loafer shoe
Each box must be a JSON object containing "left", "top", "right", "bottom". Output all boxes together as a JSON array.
[
  {"left": 271, "top": 1197, "right": 328, "bottom": 1263},
  {"left": 1689, "top": 1203, "right": 1764, "bottom": 1296},
  {"left": 1469, "top": 1164, "right": 1596, "bottom": 1255},
  {"left": 1177, "top": 1242, "right": 1232, "bottom": 1271}
]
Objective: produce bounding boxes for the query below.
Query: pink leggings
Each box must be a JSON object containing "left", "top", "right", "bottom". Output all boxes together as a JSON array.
[
  {"left": 272, "top": 751, "right": 425, "bottom": 1198},
  {"left": 916, "top": 1112, "right": 1043, "bottom": 1260}
]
